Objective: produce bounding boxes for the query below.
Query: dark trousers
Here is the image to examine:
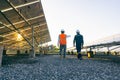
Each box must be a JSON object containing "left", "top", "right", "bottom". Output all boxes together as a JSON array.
[
  {"left": 59, "top": 45, "right": 66, "bottom": 58},
  {"left": 76, "top": 45, "right": 82, "bottom": 59},
  {"left": 76, "top": 45, "right": 81, "bottom": 53}
]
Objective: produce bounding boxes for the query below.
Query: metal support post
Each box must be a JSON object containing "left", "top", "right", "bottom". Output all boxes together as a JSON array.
[
  {"left": 0, "top": 46, "right": 3, "bottom": 67},
  {"left": 107, "top": 46, "right": 110, "bottom": 55},
  {"left": 31, "top": 26, "right": 35, "bottom": 58}
]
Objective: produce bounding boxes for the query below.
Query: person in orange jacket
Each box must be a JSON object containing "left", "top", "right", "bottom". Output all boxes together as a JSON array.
[{"left": 58, "top": 29, "right": 70, "bottom": 58}]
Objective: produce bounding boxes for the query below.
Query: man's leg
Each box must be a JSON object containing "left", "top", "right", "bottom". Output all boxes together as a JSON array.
[
  {"left": 63, "top": 45, "right": 66, "bottom": 58},
  {"left": 76, "top": 46, "right": 82, "bottom": 59},
  {"left": 59, "top": 45, "right": 63, "bottom": 56},
  {"left": 78, "top": 48, "right": 82, "bottom": 60}
]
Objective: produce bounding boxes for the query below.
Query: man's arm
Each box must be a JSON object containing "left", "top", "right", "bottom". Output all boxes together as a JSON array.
[
  {"left": 57, "top": 35, "right": 60, "bottom": 47},
  {"left": 73, "top": 36, "right": 76, "bottom": 47},
  {"left": 81, "top": 35, "right": 84, "bottom": 48},
  {"left": 66, "top": 35, "right": 71, "bottom": 38}
]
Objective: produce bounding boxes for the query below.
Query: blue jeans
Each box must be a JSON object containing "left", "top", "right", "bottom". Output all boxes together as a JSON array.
[{"left": 59, "top": 45, "right": 66, "bottom": 58}]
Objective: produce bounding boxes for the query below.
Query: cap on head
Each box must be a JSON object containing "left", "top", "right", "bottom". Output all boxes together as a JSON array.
[
  {"left": 76, "top": 30, "right": 80, "bottom": 33},
  {"left": 61, "top": 29, "right": 65, "bottom": 33},
  {"left": 61, "top": 29, "right": 64, "bottom": 32}
]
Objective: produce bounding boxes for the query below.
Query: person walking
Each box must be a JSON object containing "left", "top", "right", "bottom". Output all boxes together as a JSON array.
[
  {"left": 73, "top": 30, "right": 84, "bottom": 60},
  {"left": 58, "top": 29, "right": 70, "bottom": 58}
]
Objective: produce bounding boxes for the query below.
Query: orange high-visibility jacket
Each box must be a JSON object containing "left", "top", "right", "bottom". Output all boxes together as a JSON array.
[{"left": 59, "top": 34, "right": 67, "bottom": 45}]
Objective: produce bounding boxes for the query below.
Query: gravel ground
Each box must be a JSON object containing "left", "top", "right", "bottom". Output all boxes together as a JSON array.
[{"left": 0, "top": 55, "right": 120, "bottom": 80}]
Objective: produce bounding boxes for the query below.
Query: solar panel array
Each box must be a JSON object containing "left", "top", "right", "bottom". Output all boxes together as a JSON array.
[{"left": 0, "top": 0, "right": 51, "bottom": 50}]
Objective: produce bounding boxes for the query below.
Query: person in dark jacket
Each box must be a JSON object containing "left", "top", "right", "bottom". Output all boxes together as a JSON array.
[{"left": 73, "top": 30, "right": 84, "bottom": 59}]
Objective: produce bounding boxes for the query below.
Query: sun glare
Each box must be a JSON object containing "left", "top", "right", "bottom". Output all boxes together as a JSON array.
[{"left": 17, "top": 34, "right": 23, "bottom": 41}]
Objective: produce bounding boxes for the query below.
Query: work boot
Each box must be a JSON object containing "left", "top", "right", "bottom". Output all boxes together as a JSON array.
[{"left": 77, "top": 52, "right": 82, "bottom": 60}]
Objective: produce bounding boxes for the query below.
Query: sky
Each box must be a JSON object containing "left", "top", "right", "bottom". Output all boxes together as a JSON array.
[{"left": 41, "top": 0, "right": 120, "bottom": 48}]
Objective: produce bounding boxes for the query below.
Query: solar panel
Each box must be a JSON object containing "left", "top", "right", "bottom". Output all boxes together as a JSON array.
[{"left": 0, "top": 0, "right": 51, "bottom": 50}]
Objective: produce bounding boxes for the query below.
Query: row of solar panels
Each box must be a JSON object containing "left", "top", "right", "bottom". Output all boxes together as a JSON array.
[{"left": 67, "top": 34, "right": 120, "bottom": 52}]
